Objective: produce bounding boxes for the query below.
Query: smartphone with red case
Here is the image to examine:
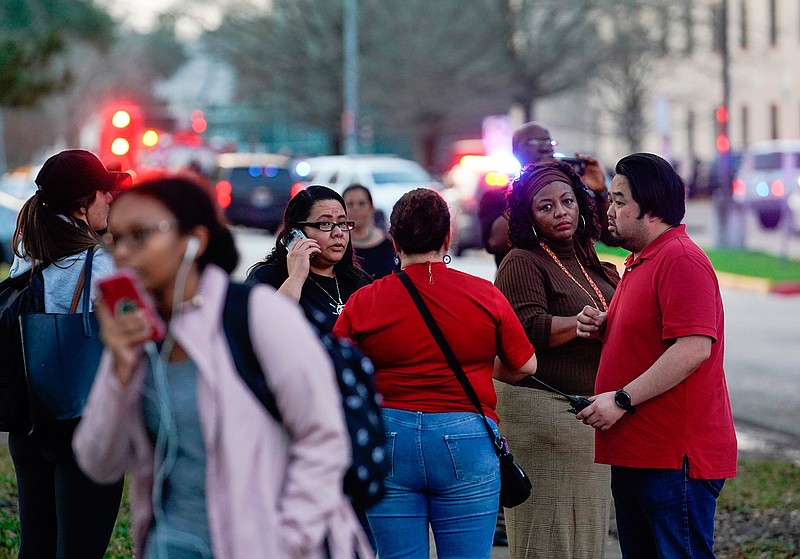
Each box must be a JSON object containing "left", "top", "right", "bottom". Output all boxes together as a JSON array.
[{"left": 97, "top": 270, "right": 167, "bottom": 342}]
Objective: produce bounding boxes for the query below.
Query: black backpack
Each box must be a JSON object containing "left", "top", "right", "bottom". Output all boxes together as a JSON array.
[
  {"left": 0, "top": 267, "right": 45, "bottom": 432},
  {"left": 222, "top": 282, "right": 387, "bottom": 510}
]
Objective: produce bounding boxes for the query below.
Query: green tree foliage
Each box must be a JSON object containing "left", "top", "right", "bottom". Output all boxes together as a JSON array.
[
  {"left": 502, "top": 0, "right": 605, "bottom": 121},
  {"left": 205, "top": 0, "right": 512, "bottom": 161},
  {"left": 0, "top": 0, "right": 116, "bottom": 107},
  {"left": 205, "top": 0, "right": 346, "bottom": 150},
  {"left": 593, "top": 0, "right": 678, "bottom": 151},
  {"left": 359, "top": 0, "right": 512, "bottom": 166}
]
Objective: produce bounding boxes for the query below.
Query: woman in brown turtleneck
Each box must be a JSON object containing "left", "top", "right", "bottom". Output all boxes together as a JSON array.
[{"left": 494, "top": 161, "right": 619, "bottom": 559}]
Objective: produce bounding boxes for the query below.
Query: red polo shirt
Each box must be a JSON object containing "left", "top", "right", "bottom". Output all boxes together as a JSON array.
[
  {"left": 594, "top": 225, "right": 737, "bottom": 479},
  {"left": 334, "top": 263, "right": 534, "bottom": 424}
]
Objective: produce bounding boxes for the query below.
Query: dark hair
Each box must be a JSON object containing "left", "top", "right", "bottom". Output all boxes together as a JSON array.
[
  {"left": 389, "top": 188, "right": 450, "bottom": 255},
  {"left": 13, "top": 190, "right": 101, "bottom": 266},
  {"left": 117, "top": 174, "right": 239, "bottom": 274},
  {"left": 342, "top": 183, "right": 373, "bottom": 207},
  {"left": 507, "top": 160, "right": 600, "bottom": 250},
  {"left": 257, "top": 185, "right": 364, "bottom": 283},
  {"left": 614, "top": 153, "right": 685, "bottom": 226}
]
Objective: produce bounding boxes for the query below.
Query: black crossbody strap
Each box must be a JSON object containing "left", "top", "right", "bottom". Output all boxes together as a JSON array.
[{"left": 396, "top": 270, "right": 502, "bottom": 452}]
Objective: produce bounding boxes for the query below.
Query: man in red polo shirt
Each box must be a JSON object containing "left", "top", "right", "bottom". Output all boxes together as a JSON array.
[{"left": 575, "top": 153, "right": 737, "bottom": 558}]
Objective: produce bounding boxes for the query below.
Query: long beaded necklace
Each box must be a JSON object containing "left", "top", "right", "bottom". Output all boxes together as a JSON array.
[
  {"left": 307, "top": 273, "right": 345, "bottom": 315},
  {"left": 539, "top": 241, "right": 608, "bottom": 312}
]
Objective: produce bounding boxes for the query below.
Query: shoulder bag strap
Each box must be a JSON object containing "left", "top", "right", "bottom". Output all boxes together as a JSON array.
[
  {"left": 68, "top": 247, "right": 95, "bottom": 337},
  {"left": 396, "top": 270, "right": 502, "bottom": 452}
]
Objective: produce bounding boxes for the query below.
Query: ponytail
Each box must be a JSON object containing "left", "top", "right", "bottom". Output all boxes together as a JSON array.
[{"left": 13, "top": 191, "right": 100, "bottom": 265}]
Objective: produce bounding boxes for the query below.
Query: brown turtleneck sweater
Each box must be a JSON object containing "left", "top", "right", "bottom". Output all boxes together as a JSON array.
[{"left": 495, "top": 240, "right": 618, "bottom": 395}]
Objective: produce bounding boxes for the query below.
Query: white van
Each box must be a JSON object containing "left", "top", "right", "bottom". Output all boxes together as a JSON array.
[
  {"left": 299, "top": 155, "right": 439, "bottom": 226},
  {"left": 734, "top": 139, "right": 800, "bottom": 230}
]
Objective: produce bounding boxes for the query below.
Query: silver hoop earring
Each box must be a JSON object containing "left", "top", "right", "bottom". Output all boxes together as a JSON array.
[
  {"left": 443, "top": 254, "right": 452, "bottom": 265},
  {"left": 531, "top": 225, "right": 539, "bottom": 241},
  {"left": 579, "top": 215, "right": 586, "bottom": 232}
]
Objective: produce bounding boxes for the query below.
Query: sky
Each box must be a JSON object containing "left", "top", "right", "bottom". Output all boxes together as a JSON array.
[{"left": 97, "top": 0, "right": 223, "bottom": 39}]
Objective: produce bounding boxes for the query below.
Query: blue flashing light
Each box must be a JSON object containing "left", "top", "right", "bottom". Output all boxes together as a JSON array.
[
  {"left": 248, "top": 165, "right": 261, "bottom": 178},
  {"left": 755, "top": 182, "right": 770, "bottom": 197},
  {"left": 264, "top": 165, "right": 278, "bottom": 178},
  {"left": 295, "top": 161, "right": 311, "bottom": 178}
]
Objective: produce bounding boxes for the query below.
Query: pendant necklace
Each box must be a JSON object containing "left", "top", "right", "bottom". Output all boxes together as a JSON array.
[
  {"left": 539, "top": 241, "right": 608, "bottom": 312},
  {"left": 308, "top": 273, "right": 345, "bottom": 314}
]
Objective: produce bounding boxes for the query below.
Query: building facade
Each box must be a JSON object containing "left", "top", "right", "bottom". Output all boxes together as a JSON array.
[{"left": 534, "top": 0, "right": 800, "bottom": 176}]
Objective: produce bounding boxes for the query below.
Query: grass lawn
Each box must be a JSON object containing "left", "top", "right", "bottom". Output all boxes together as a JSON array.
[
  {"left": 1, "top": 442, "right": 799, "bottom": 558},
  {"left": 596, "top": 244, "right": 800, "bottom": 283},
  {"left": 0, "top": 442, "right": 132, "bottom": 559}
]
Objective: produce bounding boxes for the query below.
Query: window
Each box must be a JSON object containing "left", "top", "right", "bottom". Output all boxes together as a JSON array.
[
  {"left": 770, "top": 104, "right": 779, "bottom": 139},
  {"left": 739, "top": 0, "right": 748, "bottom": 48},
  {"left": 754, "top": 153, "right": 782, "bottom": 170},
  {"left": 684, "top": 0, "right": 694, "bottom": 53},
  {"left": 770, "top": 0, "right": 778, "bottom": 46},
  {"left": 741, "top": 105, "right": 749, "bottom": 146}
]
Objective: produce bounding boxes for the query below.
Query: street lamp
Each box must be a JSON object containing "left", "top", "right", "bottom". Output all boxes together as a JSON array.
[{"left": 343, "top": 0, "right": 358, "bottom": 155}]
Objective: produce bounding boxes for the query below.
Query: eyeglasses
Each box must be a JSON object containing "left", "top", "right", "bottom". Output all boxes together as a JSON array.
[
  {"left": 525, "top": 138, "right": 558, "bottom": 148},
  {"left": 297, "top": 220, "right": 356, "bottom": 232},
  {"left": 102, "top": 221, "right": 178, "bottom": 251}
]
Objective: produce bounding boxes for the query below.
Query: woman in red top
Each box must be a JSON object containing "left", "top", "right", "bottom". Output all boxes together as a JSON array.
[{"left": 334, "top": 188, "right": 537, "bottom": 559}]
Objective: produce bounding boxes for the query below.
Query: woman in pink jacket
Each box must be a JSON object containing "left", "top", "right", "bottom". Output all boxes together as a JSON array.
[{"left": 73, "top": 174, "right": 371, "bottom": 559}]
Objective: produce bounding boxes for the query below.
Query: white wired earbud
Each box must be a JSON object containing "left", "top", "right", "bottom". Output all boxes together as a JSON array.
[{"left": 184, "top": 236, "right": 200, "bottom": 263}]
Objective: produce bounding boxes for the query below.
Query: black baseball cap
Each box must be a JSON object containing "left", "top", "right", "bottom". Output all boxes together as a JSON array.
[{"left": 35, "top": 149, "right": 132, "bottom": 209}]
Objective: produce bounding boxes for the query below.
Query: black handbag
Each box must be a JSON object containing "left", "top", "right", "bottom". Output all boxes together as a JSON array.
[
  {"left": 397, "top": 270, "right": 532, "bottom": 508},
  {"left": 19, "top": 248, "right": 103, "bottom": 425},
  {"left": 0, "top": 264, "right": 45, "bottom": 432}
]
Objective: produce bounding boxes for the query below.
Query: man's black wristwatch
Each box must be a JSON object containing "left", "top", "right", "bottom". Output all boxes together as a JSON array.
[{"left": 614, "top": 389, "right": 636, "bottom": 414}]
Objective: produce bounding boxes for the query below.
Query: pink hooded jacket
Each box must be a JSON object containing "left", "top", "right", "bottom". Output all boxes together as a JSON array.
[{"left": 73, "top": 265, "right": 373, "bottom": 558}]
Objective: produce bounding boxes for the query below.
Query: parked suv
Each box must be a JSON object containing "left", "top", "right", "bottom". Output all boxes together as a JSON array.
[
  {"left": 211, "top": 153, "right": 303, "bottom": 232},
  {"left": 734, "top": 140, "right": 800, "bottom": 230},
  {"left": 300, "top": 155, "right": 438, "bottom": 227}
]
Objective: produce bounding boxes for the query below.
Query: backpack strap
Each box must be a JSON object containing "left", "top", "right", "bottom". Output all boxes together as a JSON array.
[{"left": 222, "top": 282, "right": 282, "bottom": 423}]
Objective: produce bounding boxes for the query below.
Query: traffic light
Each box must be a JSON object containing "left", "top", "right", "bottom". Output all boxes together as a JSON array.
[
  {"left": 715, "top": 105, "right": 730, "bottom": 153},
  {"left": 99, "top": 104, "right": 143, "bottom": 172}
]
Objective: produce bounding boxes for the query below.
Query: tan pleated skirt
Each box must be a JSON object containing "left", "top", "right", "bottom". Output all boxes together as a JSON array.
[{"left": 495, "top": 381, "right": 611, "bottom": 559}]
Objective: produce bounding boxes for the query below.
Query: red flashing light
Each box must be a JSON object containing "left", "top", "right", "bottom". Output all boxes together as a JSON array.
[
  {"left": 111, "top": 138, "right": 130, "bottom": 156},
  {"left": 190, "top": 109, "right": 207, "bottom": 134},
  {"left": 191, "top": 118, "right": 207, "bottom": 134},
  {"left": 112, "top": 110, "right": 132, "bottom": 128},
  {"left": 716, "top": 134, "right": 730, "bottom": 153},
  {"left": 142, "top": 129, "right": 159, "bottom": 147},
  {"left": 290, "top": 182, "right": 306, "bottom": 198},
  {"left": 771, "top": 180, "right": 785, "bottom": 196},
  {"left": 732, "top": 179, "right": 746, "bottom": 197},
  {"left": 216, "top": 180, "right": 232, "bottom": 208},
  {"left": 485, "top": 172, "right": 510, "bottom": 188},
  {"left": 715, "top": 106, "right": 729, "bottom": 123}
]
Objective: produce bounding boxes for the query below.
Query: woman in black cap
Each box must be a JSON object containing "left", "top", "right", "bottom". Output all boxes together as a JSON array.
[{"left": 8, "top": 149, "right": 130, "bottom": 558}]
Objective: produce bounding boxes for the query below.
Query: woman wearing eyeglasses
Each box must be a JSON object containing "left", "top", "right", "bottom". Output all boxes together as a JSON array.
[
  {"left": 246, "top": 185, "right": 370, "bottom": 333},
  {"left": 74, "top": 175, "right": 367, "bottom": 559}
]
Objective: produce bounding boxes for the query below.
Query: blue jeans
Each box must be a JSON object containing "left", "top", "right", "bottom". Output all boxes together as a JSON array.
[
  {"left": 367, "top": 409, "right": 500, "bottom": 559},
  {"left": 611, "top": 457, "right": 725, "bottom": 559}
]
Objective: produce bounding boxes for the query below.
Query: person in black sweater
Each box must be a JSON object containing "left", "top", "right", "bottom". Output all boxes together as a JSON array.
[
  {"left": 343, "top": 184, "right": 397, "bottom": 280},
  {"left": 246, "top": 185, "right": 370, "bottom": 334}
]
